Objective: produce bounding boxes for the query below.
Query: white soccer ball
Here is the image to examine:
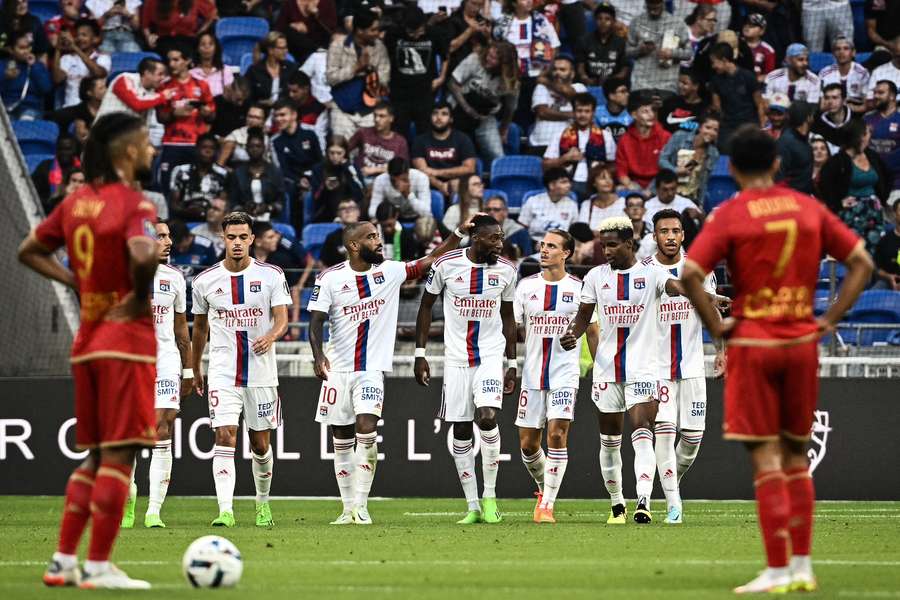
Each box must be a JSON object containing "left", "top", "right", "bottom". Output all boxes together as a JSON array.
[{"left": 182, "top": 535, "right": 243, "bottom": 588}]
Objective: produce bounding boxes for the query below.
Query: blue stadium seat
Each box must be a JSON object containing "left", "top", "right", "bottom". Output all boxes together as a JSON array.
[
  {"left": 856, "top": 51, "right": 872, "bottom": 64},
  {"left": 705, "top": 176, "right": 737, "bottom": 211},
  {"left": 13, "top": 120, "right": 59, "bottom": 154},
  {"left": 222, "top": 38, "right": 260, "bottom": 67},
  {"left": 273, "top": 222, "right": 297, "bottom": 242},
  {"left": 586, "top": 86, "right": 606, "bottom": 107},
  {"left": 28, "top": 0, "right": 58, "bottom": 22},
  {"left": 216, "top": 17, "right": 269, "bottom": 41},
  {"left": 302, "top": 192, "right": 314, "bottom": 226},
  {"left": 809, "top": 52, "right": 834, "bottom": 74},
  {"left": 851, "top": 0, "right": 870, "bottom": 51},
  {"left": 504, "top": 122, "right": 521, "bottom": 155},
  {"left": 25, "top": 153, "right": 54, "bottom": 174},
  {"left": 430, "top": 190, "right": 445, "bottom": 220},
  {"left": 712, "top": 154, "right": 730, "bottom": 177},
  {"left": 302, "top": 223, "right": 342, "bottom": 260},
  {"left": 109, "top": 52, "right": 161, "bottom": 80},
  {"left": 240, "top": 53, "right": 255, "bottom": 75},
  {"left": 842, "top": 290, "right": 900, "bottom": 345},
  {"left": 490, "top": 155, "right": 543, "bottom": 210},
  {"left": 817, "top": 261, "right": 847, "bottom": 289}
]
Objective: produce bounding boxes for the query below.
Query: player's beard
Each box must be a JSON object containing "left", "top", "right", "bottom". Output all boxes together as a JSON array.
[
  {"left": 432, "top": 122, "right": 450, "bottom": 134},
  {"left": 135, "top": 164, "right": 154, "bottom": 189},
  {"left": 482, "top": 250, "right": 499, "bottom": 265},
  {"left": 360, "top": 246, "right": 384, "bottom": 265}
]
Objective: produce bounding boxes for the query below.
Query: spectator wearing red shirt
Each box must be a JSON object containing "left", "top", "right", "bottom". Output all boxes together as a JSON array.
[
  {"left": 44, "top": 0, "right": 88, "bottom": 49},
  {"left": 276, "top": 0, "right": 338, "bottom": 66},
  {"left": 142, "top": 0, "right": 218, "bottom": 57},
  {"left": 155, "top": 44, "right": 215, "bottom": 193},
  {"left": 348, "top": 101, "right": 409, "bottom": 185},
  {"left": 615, "top": 95, "right": 671, "bottom": 192},
  {"left": 741, "top": 13, "right": 775, "bottom": 83}
]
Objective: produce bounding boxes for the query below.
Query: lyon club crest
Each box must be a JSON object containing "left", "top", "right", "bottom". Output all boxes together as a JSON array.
[
  {"left": 488, "top": 274, "right": 499, "bottom": 286},
  {"left": 373, "top": 272, "right": 385, "bottom": 284},
  {"left": 159, "top": 280, "right": 170, "bottom": 292},
  {"left": 562, "top": 292, "right": 574, "bottom": 303},
  {"left": 250, "top": 281, "right": 262, "bottom": 293},
  {"left": 634, "top": 277, "right": 646, "bottom": 289}
]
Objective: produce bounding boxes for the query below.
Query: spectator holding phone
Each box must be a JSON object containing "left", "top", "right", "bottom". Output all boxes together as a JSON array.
[
  {"left": 2, "top": 31, "right": 52, "bottom": 121},
  {"left": 51, "top": 18, "right": 110, "bottom": 108},
  {"left": 86, "top": 0, "right": 142, "bottom": 53}
]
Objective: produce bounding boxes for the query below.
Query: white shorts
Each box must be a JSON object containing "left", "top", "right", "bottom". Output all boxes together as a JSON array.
[
  {"left": 439, "top": 358, "right": 504, "bottom": 422},
  {"left": 591, "top": 381, "right": 656, "bottom": 413},
  {"left": 314, "top": 371, "right": 385, "bottom": 426},
  {"left": 656, "top": 377, "right": 707, "bottom": 431},
  {"left": 154, "top": 377, "right": 180, "bottom": 410},
  {"left": 208, "top": 386, "right": 281, "bottom": 431},
  {"left": 515, "top": 388, "right": 577, "bottom": 428}
]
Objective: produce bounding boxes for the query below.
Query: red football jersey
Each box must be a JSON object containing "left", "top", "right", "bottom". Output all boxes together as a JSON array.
[
  {"left": 35, "top": 183, "right": 158, "bottom": 363},
  {"left": 688, "top": 185, "right": 860, "bottom": 341},
  {"left": 157, "top": 75, "right": 215, "bottom": 145}
]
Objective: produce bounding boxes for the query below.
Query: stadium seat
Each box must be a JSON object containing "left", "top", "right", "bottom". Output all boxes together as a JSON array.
[
  {"left": 240, "top": 53, "right": 255, "bottom": 75},
  {"left": 809, "top": 52, "right": 834, "bottom": 74},
  {"left": 222, "top": 38, "right": 260, "bottom": 67},
  {"left": 273, "top": 222, "right": 297, "bottom": 242},
  {"left": 851, "top": 0, "right": 871, "bottom": 51},
  {"left": 301, "top": 223, "right": 342, "bottom": 260},
  {"left": 109, "top": 52, "right": 161, "bottom": 80},
  {"left": 216, "top": 17, "right": 270, "bottom": 42},
  {"left": 705, "top": 175, "right": 737, "bottom": 211},
  {"left": 301, "top": 192, "right": 314, "bottom": 226},
  {"left": 25, "top": 153, "right": 54, "bottom": 174},
  {"left": 842, "top": 290, "right": 900, "bottom": 345},
  {"left": 490, "top": 155, "right": 543, "bottom": 210},
  {"left": 586, "top": 86, "right": 606, "bottom": 107},
  {"left": 28, "top": 0, "right": 58, "bottom": 22},
  {"left": 712, "top": 154, "right": 730, "bottom": 177},
  {"left": 817, "top": 261, "right": 847, "bottom": 289},
  {"left": 13, "top": 120, "right": 59, "bottom": 154},
  {"left": 504, "top": 122, "right": 521, "bottom": 155},
  {"left": 430, "top": 190, "right": 445, "bottom": 220},
  {"left": 856, "top": 51, "right": 872, "bottom": 64}
]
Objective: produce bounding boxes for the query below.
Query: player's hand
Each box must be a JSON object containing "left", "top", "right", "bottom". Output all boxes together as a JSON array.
[
  {"left": 457, "top": 212, "right": 486, "bottom": 237},
  {"left": 815, "top": 317, "right": 836, "bottom": 337},
  {"left": 560, "top": 329, "right": 578, "bottom": 351},
  {"left": 193, "top": 371, "right": 205, "bottom": 396},
  {"left": 414, "top": 357, "right": 430, "bottom": 386},
  {"left": 714, "top": 294, "right": 732, "bottom": 313},
  {"left": 180, "top": 377, "right": 194, "bottom": 398},
  {"left": 313, "top": 355, "right": 330, "bottom": 381},
  {"left": 503, "top": 367, "right": 517, "bottom": 395},
  {"left": 252, "top": 334, "right": 275, "bottom": 355},
  {"left": 710, "top": 316, "right": 737, "bottom": 340},
  {"left": 104, "top": 292, "right": 151, "bottom": 322},
  {"left": 713, "top": 351, "right": 726, "bottom": 379}
]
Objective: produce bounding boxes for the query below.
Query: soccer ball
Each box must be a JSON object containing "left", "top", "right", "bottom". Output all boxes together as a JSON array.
[{"left": 182, "top": 535, "right": 243, "bottom": 588}]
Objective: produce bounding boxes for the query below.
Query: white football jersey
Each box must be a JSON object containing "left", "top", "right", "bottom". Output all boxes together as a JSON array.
[
  {"left": 306, "top": 259, "right": 421, "bottom": 372},
  {"left": 764, "top": 68, "right": 821, "bottom": 104},
  {"left": 645, "top": 254, "right": 716, "bottom": 380},
  {"left": 514, "top": 273, "right": 584, "bottom": 390},
  {"left": 581, "top": 261, "right": 674, "bottom": 383},
  {"left": 152, "top": 263, "right": 186, "bottom": 379},
  {"left": 192, "top": 260, "right": 292, "bottom": 388},
  {"left": 818, "top": 62, "right": 870, "bottom": 102},
  {"left": 425, "top": 249, "right": 517, "bottom": 368}
]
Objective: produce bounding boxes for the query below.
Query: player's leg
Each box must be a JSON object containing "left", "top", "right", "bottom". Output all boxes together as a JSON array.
[
  {"left": 625, "top": 382, "right": 659, "bottom": 524},
  {"left": 145, "top": 407, "right": 178, "bottom": 528},
  {"left": 443, "top": 367, "right": 481, "bottom": 523},
  {"left": 537, "top": 388, "right": 576, "bottom": 522},
  {"left": 208, "top": 387, "right": 242, "bottom": 526},
  {"left": 473, "top": 359, "right": 505, "bottom": 524},
  {"left": 121, "top": 457, "right": 138, "bottom": 529},
  {"left": 245, "top": 387, "right": 281, "bottom": 528},
  {"left": 316, "top": 373, "right": 357, "bottom": 523},
  {"left": 515, "top": 389, "right": 546, "bottom": 516},
  {"left": 593, "top": 382, "right": 627, "bottom": 523},
  {"left": 654, "top": 381, "right": 680, "bottom": 523},
  {"left": 350, "top": 372, "right": 385, "bottom": 524}
]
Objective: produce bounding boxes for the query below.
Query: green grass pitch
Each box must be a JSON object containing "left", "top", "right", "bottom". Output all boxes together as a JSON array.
[{"left": 1, "top": 497, "right": 898, "bottom": 599}]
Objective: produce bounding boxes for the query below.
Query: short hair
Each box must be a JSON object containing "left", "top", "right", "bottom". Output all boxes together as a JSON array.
[
  {"left": 375, "top": 201, "right": 400, "bottom": 221},
  {"left": 840, "top": 117, "right": 868, "bottom": 151},
  {"left": 82, "top": 113, "right": 145, "bottom": 184},
  {"left": 246, "top": 126, "right": 266, "bottom": 144},
  {"left": 546, "top": 228, "right": 575, "bottom": 258},
  {"left": 287, "top": 70, "right": 312, "bottom": 89},
  {"left": 652, "top": 208, "right": 684, "bottom": 228},
  {"left": 222, "top": 211, "right": 254, "bottom": 232},
  {"left": 342, "top": 221, "right": 371, "bottom": 247},
  {"left": 373, "top": 101, "right": 394, "bottom": 115},
  {"left": 697, "top": 109, "right": 721, "bottom": 126},
  {"left": 485, "top": 195, "right": 507, "bottom": 208},
  {"left": 196, "top": 132, "right": 218, "bottom": 149},
  {"left": 272, "top": 98, "right": 298, "bottom": 113},
  {"left": 594, "top": 2, "right": 616, "bottom": 19},
  {"left": 624, "top": 192, "right": 645, "bottom": 206},
  {"left": 231, "top": 75, "right": 251, "bottom": 97},
  {"left": 137, "top": 57, "right": 163, "bottom": 76},
  {"left": 553, "top": 53, "right": 575, "bottom": 69},
  {"left": 729, "top": 124, "right": 778, "bottom": 176},
  {"left": 679, "top": 68, "right": 702, "bottom": 86},
  {"left": 470, "top": 214, "right": 501, "bottom": 236},
  {"left": 655, "top": 168, "right": 678, "bottom": 186},
  {"left": 353, "top": 8, "right": 379, "bottom": 31},
  {"left": 252, "top": 221, "right": 274, "bottom": 237},
  {"left": 628, "top": 92, "right": 655, "bottom": 113},
  {"left": 166, "top": 42, "right": 192, "bottom": 61},
  {"left": 166, "top": 218, "right": 189, "bottom": 244},
  {"left": 876, "top": 79, "right": 899, "bottom": 97},
  {"left": 786, "top": 101, "right": 813, "bottom": 128},
  {"left": 543, "top": 167, "right": 570, "bottom": 188},
  {"left": 709, "top": 41, "right": 735, "bottom": 62},
  {"left": 568, "top": 222, "right": 594, "bottom": 244},
  {"left": 598, "top": 216, "right": 634, "bottom": 241},
  {"left": 572, "top": 92, "right": 597, "bottom": 110},
  {"left": 432, "top": 100, "right": 452, "bottom": 113},
  {"left": 387, "top": 157, "right": 409, "bottom": 177},
  {"left": 79, "top": 75, "right": 103, "bottom": 102},
  {"left": 822, "top": 82, "right": 846, "bottom": 98},
  {"left": 262, "top": 31, "right": 286, "bottom": 53},
  {"left": 602, "top": 76, "right": 629, "bottom": 99},
  {"left": 74, "top": 17, "right": 101, "bottom": 38}
]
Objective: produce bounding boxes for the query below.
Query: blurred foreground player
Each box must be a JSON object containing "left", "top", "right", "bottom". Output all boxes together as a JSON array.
[
  {"left": 19, "top": 113, "right": 159, "bottom": 589},
  {"left": 681, "top": 125, "right": 873, "bottom": 594}
]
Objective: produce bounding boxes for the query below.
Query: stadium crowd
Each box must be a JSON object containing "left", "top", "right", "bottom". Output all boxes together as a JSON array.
[{"left": 5, "top": 0, "right": 900, "bottom": 314}]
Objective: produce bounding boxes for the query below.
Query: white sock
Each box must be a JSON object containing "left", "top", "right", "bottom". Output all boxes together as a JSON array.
[
  {"left": 676, "top": 431, "right": 704, "bottom": 484},
  {"left": 479, "top": 426, "right": 501, "bottom": 499},
  {"left": 83, "top": 560, "right": 111, "bottom": 576},
  {"left": 128, "top": 457, "right": 137, "bottom": 502},
  {"left": 654, "top": 422, "right": 681, "bottom": 509},
  {"left": 354, "top": 432, "right": 378, "bottom": 508},
  {"left": 541, "top": 447, "right": 568, "bottom": 509},
  {"left": 52, "top": 552, "right": 77, "bottom": 570},
  {"left": 599, "top": 434, "right": 624, "bottom": 506},
  {"left": 212, "top": 445, "right": 236, "bottom": 514},
  {"left": 631, "top": 428, "right": 656, "bottom": 502},
  {"left": 252, "top": 447, "right": 273, "bottom": 504},
  {"left": 452, "top": 437, "right": 479, "bottom": 511},
  {"left": 790, "top": 555, "right": 812, "bottom": 574},
  {"left": 146, "top": 441, "right": 172, "bottom": 516},
  {"left": 521, "top": 448, "right": 546, "bottom": 492},
  {"left": 332, "top": 437, "right": 356, "bottom": 511}
]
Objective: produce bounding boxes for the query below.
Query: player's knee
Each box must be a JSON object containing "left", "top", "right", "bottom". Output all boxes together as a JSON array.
[
  {"left": 452, "top": 422, "right": 473, "bottom": 440},
  {"left": 474, "top": 415, "right": 496, "bottom": 431},
  {"left": 355, "top": 414, "right": 379, "bottom": 435},
  {"left": 214, "top": 427, "right": 237, "bottom": 447},
  {"left": 547, "top": 429, "right": 567, "bottom": 449},
  {"left": 519, "top": 439, "right": 540, "bottom": 455}
]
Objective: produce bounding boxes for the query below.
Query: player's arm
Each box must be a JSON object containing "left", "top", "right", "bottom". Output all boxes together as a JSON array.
[
  {"left": 105, "top": 236, "right": 157, "bottom": 321},
  {"left": 17, "top": 232, "right": 76, "bottom": 289},
  {"left": 174, "top": 311, "right": 193, "bottom": 397},
  {"left": 309, "top": 310, "right": 330, "bottom": 381},
  {"left": 252, "top": 305, "right": 288, "bottom": 355},
  {"left": 191, "top": 314, "right": 209, "bottom": 396},
  {"left": 585, "top": 322, "right": 600, "bottom": 360},
  {"left": 819, "top": 242, "right": 874, "bottom": 333},
  {"left": 560, "top": 302, "right": 597, "bottom": 350},
  {"left": 682, "top": 259, "right": 730, "bottom": 338},
  {"left": 414, "top": 290, "right": 438, "bottom": 386},
  {"left": 501, "top": 300, "right": 517, "bottom": 395},
  {"left": 407, "top": 213, "right": 479, "bottom": 279}
]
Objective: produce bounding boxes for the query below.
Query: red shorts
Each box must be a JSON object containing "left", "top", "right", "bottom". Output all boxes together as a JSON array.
[
  {"left": 71, "top": 358, "right": 157, "bottom": 450},
  {"left": 723, "top": 341, "right": 819, "bottom": 442}
]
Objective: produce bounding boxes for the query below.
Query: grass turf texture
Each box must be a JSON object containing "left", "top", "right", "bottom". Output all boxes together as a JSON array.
[{"left": 1, "top": 498, "right": 898, "bottom": 599}]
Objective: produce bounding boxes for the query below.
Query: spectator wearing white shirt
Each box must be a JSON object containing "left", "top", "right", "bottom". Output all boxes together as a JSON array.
[
  {"left": 643, "top": 169, "right": 703, "bottom": 224},
  {"left": 518, "top": 167, "right": 579, "bottom": 243},
  {"left": 86, "top": 0, "right": 142, "bottom": 53},
  {"left": 300, "top": 47, "right": 333, "bottom": 107},
  {"left": 763, "top": 43, "right": 821, "bottom": 104},
  {"left": 529, "top": 54, "right": 586, "bottom": 155},
  {"left": 818, "top": 35, "right": 869, "bottom": 114},
  {"left": 190, "top": 197, "right": 227, "bottom": 256},
  {"left": 578, "top": 163, "right": 625, "bottom": 230},
  {"left": 51, "top": 18, "right": 111, "bottom": 107},
  {"left": 368, "top": 157, "right": 435, "bottom": 241},
  {"left": 866, "top": 35, "right": 900, "bottom": 103},
  {"left": 624, "top": 192, "right": 657, "bottom": 260}
]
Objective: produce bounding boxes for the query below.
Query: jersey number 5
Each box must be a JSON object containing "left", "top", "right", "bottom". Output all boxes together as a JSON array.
[
  {"left": 72, "top": 224, "right": 95, "bottom": 279},
  {"left": 764, "top": 219, "right": 797, "bottom": 278}
]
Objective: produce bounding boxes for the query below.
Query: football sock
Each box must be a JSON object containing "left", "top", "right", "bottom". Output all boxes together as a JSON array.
[
  {"left": 654, "top": 422, "right": 681, "bottom": 509},
  {"left": 212, "top": 445, "right": 236, "bottom": 514},
  {"left": 631, "top": 428, "right": 656, "bottom": 501},
  {"left": 754, "top": 470, "right": 790, "bottom": 568},
  {"left": 521, "top": 448, "right": 546, "bottom": 492},
  {"left": 147, "top": 441, "right": 172, "bottom": 516},
  {"left": 541, "top": 447, "right": 568, "bottom": 509},
  {"left": 676, "top": 431, "right": 704, "bottom": 483},
  {"left": 57, "top": 467, "right": 95, "bottom": 555},
  {"left": 479, "top": 426, "right": 501, "bottom": 499},
  {"left": 332, "top": 437, "right": 356, "bottom": 511},
  {"left": 87, "top": 463, "right": 131, "bottom": 562},
  {"left": 786, "top": 466, "right": 815, "bottom": 557},
  {"left": 599, "top": 434, "right": 624, "bottom": 506},
  {"left": 127, "top": 457, "right": 137, "bottom": 503},
  {"left": 354, "top": 432, "right": 378, "bottom": 508},
  {"left": 252, "top": 447, "right": 274, "bottom": 504},
  {"left": 452, "top": 437, "right": 479, "bottom": 511}
]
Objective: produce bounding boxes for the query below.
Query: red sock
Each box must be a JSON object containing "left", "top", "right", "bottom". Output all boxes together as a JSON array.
[
  {"left": 786, "top": 467, "right": 815, "bottom": 556},
  {"left": 87, "top": 463, "right": 132, "bottom": 562},
  {"left": 57, "top": 468, "right": 95, "bottom": 555},
  {"left": 754, "top": 470, "right": 790, "bottom": 568}
]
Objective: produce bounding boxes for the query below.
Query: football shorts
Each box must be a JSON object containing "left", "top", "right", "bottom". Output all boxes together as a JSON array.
[
  {"left": 154, "top": 377, "right": 181, "bottom": 410},
  {"left": 591, "top": 380, "right": 656, "bottom": 413},
  {"left": 439, "top": 358, "right": 504, "bottom": 422},
  {"left": 314, "top": 371, "right": 385, "bottom": 426},
  {"left": 208, "top": 386, "right": 281, "bottom": 431},
  {"left": 515, "top": 387, "right": 577, "bottom": 429},
  {"left": 656, "top": 377, "right": 707, "bottom": 431}
]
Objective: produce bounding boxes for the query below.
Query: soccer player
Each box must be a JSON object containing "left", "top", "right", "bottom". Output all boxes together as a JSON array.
[
  {"left": 681, "top": 125, "right": 873, "bottom": 594},
  {"left": 121, "top": 222, "right": 192, "bottom": 529},
  {"left": 645, "top": 209, "right": 726, "bottom": 525},
  {"left": 414, "top": 215, "right": 518, "bottom": 524},
  {"left": 19, "top": 113, "right": 158, "bottom": 589},
  {"left": 560, "top": 216, "right": 684, "bottom": 525},
  {"left": 307, "top": 215, "right": 476, "bottom": 525},
  {"left": 514, "top": 230, "right": 598, "bottom": 524},
  {"left": 191, "top": 211, "right": 291, "bottom": 528}
]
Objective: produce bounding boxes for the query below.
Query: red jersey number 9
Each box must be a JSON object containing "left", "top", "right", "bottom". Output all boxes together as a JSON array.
[{"left": 72, "top": 224, "right": 95, "bottom": 280}]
